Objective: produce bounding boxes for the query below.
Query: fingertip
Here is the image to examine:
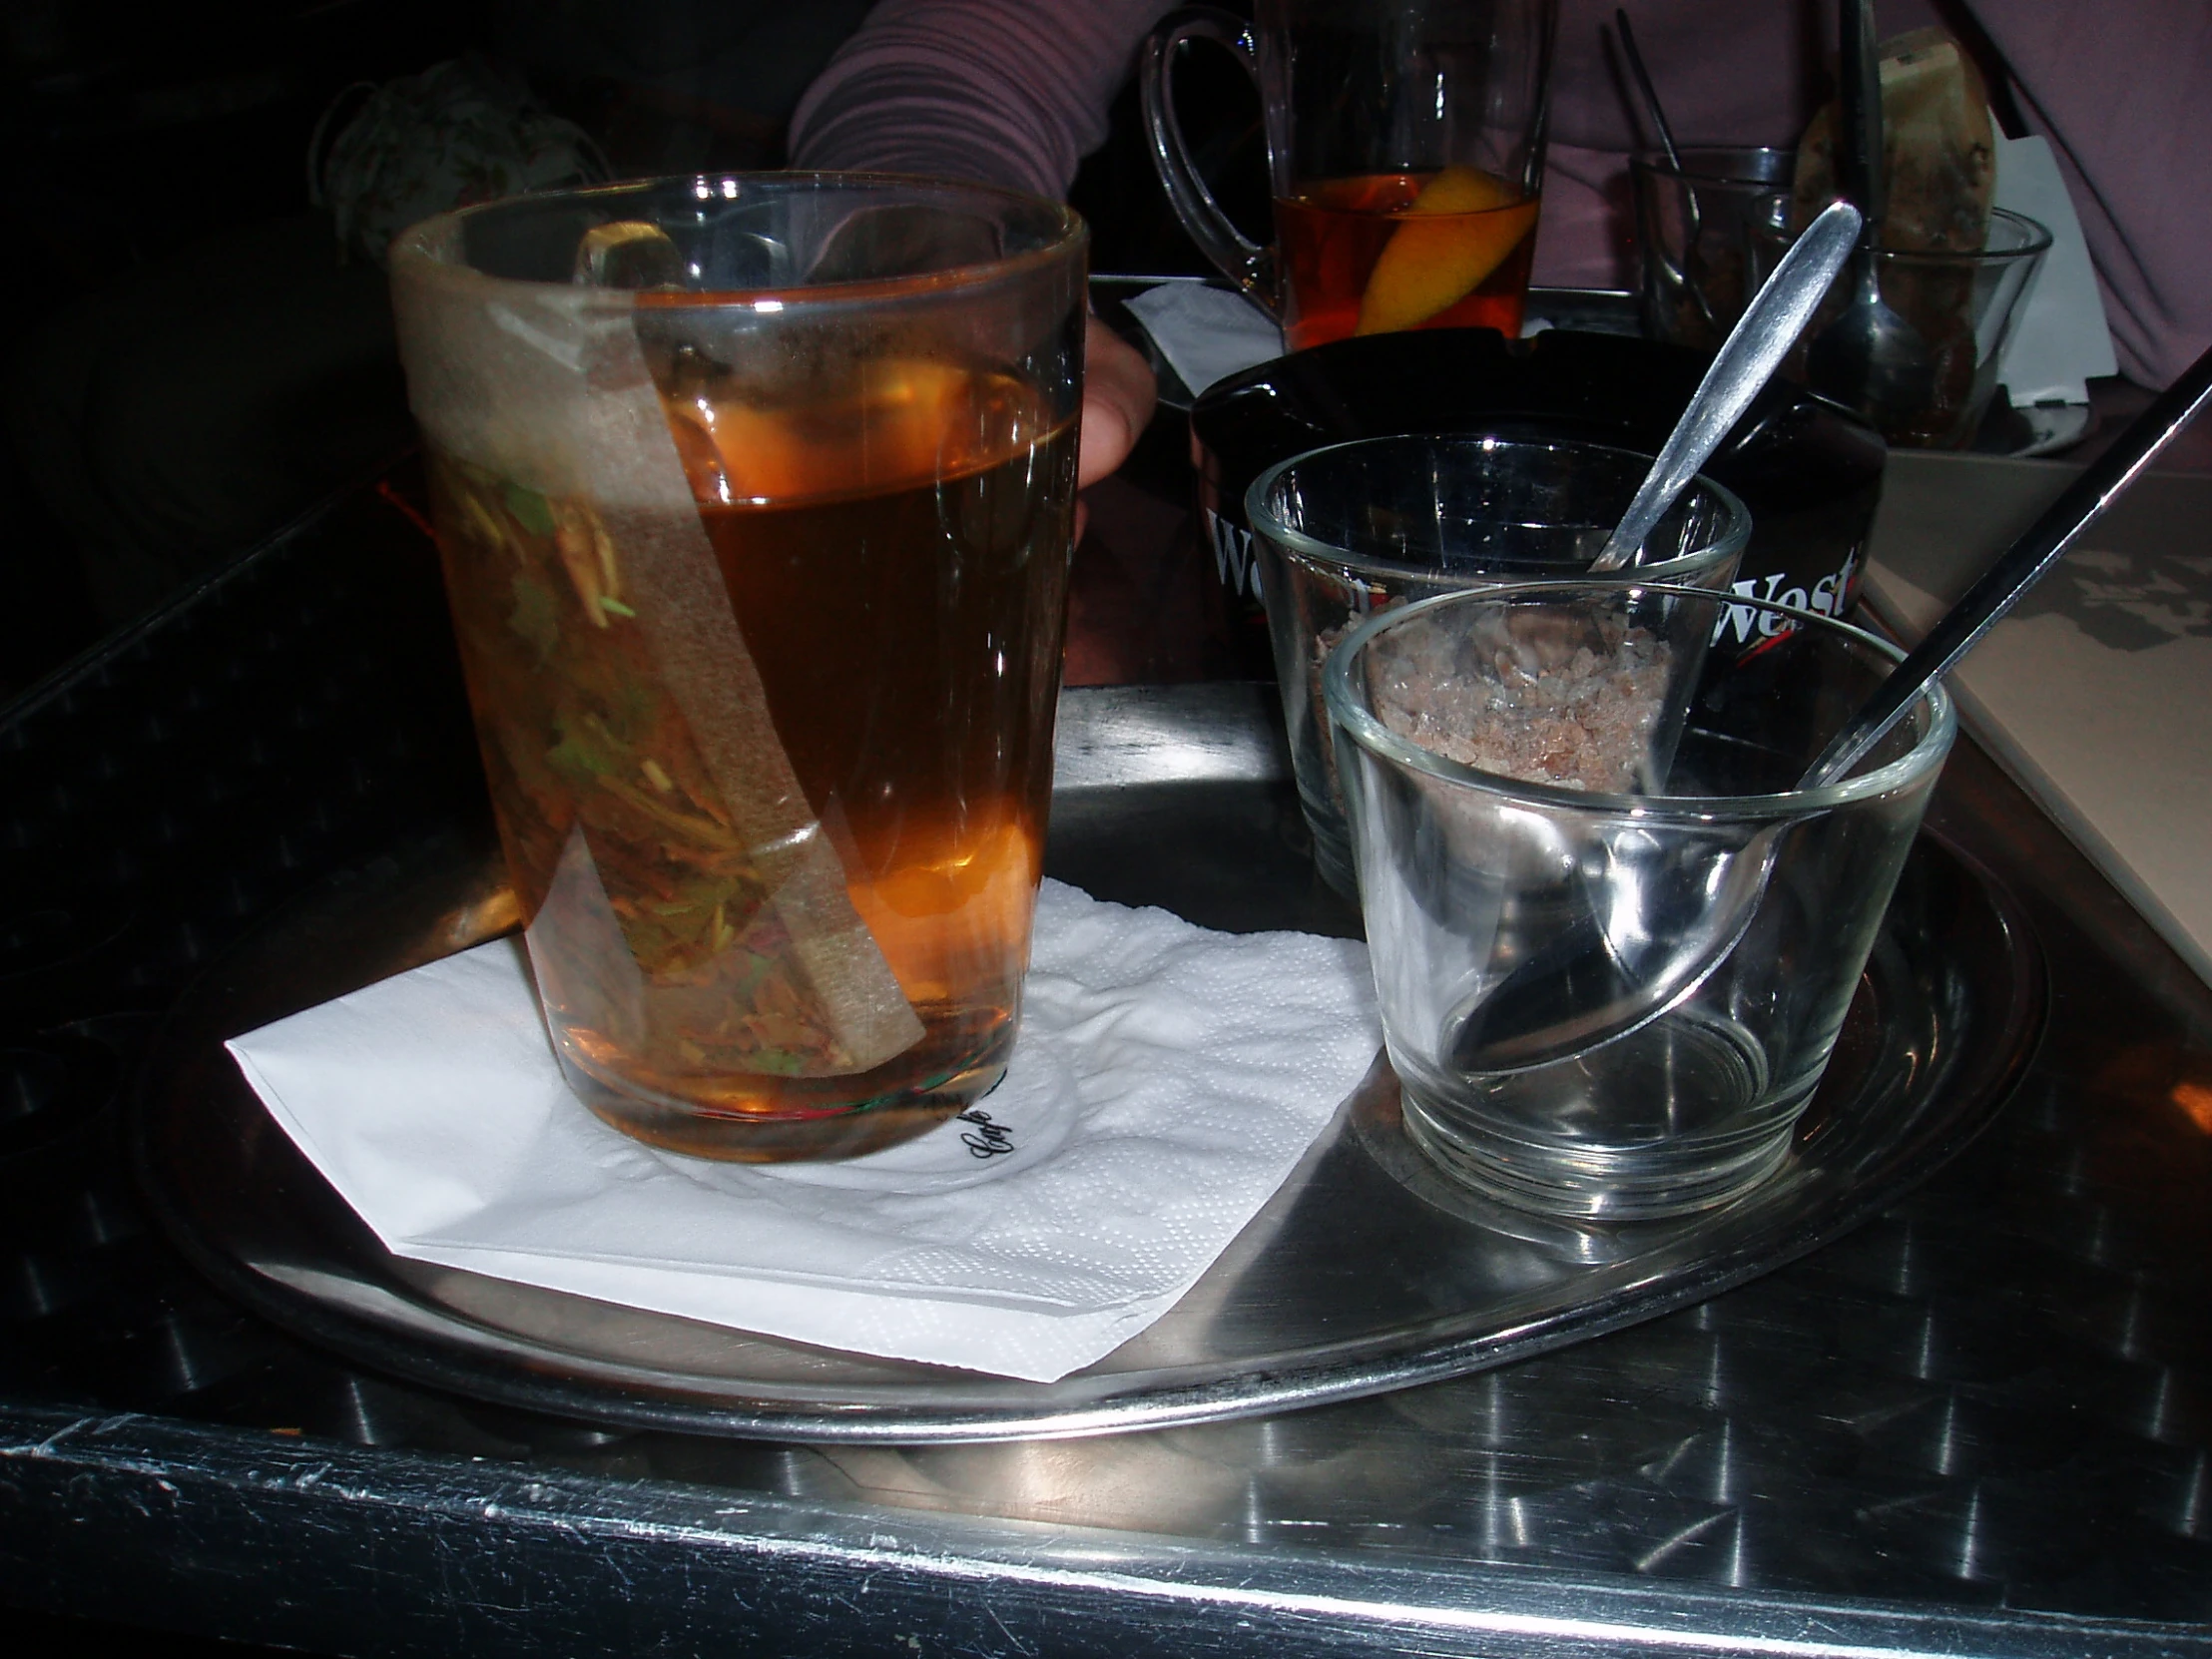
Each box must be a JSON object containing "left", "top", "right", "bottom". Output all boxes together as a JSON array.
[{"left": 1077, "top": 397, "right": 1133, "bottom": 490}]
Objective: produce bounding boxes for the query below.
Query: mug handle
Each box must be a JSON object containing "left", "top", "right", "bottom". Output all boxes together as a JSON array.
[{"left": 1140, "top": 6, "right": 1280, "bottom": 313}]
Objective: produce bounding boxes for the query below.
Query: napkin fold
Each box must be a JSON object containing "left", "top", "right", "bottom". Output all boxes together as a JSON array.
[
  {"left": 1122, "top": 280, "right": 1286, "bottom": 397},
  {"left": 228, "top": 879, "right": 1380, "bottom": 1382}
]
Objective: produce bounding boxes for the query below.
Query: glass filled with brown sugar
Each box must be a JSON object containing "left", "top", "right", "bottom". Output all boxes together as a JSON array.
[{"left": 390, "top": 176, "right": 1087, "bottom": 1160}]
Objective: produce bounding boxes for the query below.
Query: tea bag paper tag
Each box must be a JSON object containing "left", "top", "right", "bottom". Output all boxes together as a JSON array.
[
  {"left": 226, "top": 880, "right": 1382, "bottom": 1383},
  {"left": 388, "top": 224, "right": 922, "bottom": 1070}
]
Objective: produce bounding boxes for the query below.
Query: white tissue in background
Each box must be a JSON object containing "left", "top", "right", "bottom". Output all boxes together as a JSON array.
[
  {"left": 1123, "top": 282, "right": 1286, "bottom": 396},
  {"left": 1992, "top": 134, "right": 2117, "bottom": 407},
  {"left": 226, "top": 879, "right": 1381, "bottom": 1382}
]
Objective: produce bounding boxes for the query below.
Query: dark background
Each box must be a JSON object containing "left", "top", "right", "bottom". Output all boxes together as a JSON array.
[
  {"left": 1, "top": 0, "right": 489, "bottom": 703},
  {"left": 0, "top": 0, "right": 1261, "bottom": 711}
]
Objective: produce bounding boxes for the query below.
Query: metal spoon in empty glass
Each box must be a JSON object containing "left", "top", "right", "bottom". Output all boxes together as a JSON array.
[
  {"left": 1450, "top": 338, "right": 2212, "bottom": 1076},
  {"left": 1429, "top": 198, "right": 1862, "bottom": 1073},
  {"left": 1588, "top": 199, "right": 1863, "bottom": 574}
]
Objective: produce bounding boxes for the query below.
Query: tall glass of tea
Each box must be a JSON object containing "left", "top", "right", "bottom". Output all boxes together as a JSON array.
[
  {"left": 1143, "top": 0, "right": 1558, "bottom": 351},
  {"left": 390, "top": 176, "right": 1087, "bottom": 1161}
]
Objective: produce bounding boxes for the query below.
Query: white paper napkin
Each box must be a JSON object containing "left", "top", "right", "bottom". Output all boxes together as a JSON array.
[
  {"left": 1122, "top": 280, "right": 1286, "bottom": 396},
  {"left": 227, "top": 879, "right": 1380, "bottom": 1382},
  {"left": 1992, "top": 133, "right": 2118, "bottom": 407}
]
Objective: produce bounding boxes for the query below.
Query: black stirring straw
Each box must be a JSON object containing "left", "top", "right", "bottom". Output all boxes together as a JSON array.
[{"left": 1614, "top": 8, "right": 1687, "bottom": 173}]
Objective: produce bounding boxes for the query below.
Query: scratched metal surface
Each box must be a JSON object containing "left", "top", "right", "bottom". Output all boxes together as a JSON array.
[{"left": 1, "top": 477, "right": 2210, "bottom": 1655}]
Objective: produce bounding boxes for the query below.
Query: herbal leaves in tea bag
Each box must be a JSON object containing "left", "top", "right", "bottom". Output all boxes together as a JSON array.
[{"left": 394, "top": 232, "right": 924, "bottom": 1080}]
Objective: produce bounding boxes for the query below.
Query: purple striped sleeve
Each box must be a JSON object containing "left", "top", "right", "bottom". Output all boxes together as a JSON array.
[{"left": 789, "top": 0, "right": 1178, "bottom": 199}]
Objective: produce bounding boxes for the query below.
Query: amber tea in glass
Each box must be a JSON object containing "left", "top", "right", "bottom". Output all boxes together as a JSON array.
[
  {"left": 392, "top": 176, "right": 1086, "bottom": 1160},
  {"left": 1274, "top": 169, "right": 1540, "bottom": 351}
]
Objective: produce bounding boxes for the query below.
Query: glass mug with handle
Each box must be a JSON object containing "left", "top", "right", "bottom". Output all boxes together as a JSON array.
[{"left": 1143, "top": 0, "right": 1559, "bottom": 352}]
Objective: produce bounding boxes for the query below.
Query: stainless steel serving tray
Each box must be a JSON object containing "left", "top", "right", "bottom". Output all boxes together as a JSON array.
[{"left": 134, "top": 684, "right": 2043, "bottom": 1442}]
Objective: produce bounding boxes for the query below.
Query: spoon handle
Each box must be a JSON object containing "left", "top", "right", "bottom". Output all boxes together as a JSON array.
[
  {"left": 1837, "top": 0, "right": 1885, "bottom": 232},
  {"left": 1806, "top": 338, "right": 2212, "bottom": 789},
  {"left": 1615, "top": 9, "right": 1685, "bottom": 174},
  {"left": 1591, "top": 200, "right": 1862, "bottom": 572}
]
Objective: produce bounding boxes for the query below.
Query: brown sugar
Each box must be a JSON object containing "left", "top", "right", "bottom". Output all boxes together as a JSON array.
[{"left": 1368, "top": 607, "right": 1672, "bottom": 793}]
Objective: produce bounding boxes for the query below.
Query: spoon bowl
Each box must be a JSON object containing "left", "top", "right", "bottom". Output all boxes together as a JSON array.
[
  {"left": 1804, "top": 0, "right": 1936, "bottom": 434},
  {"left": 1805, "top": 256, "right": 1937, "bottom": 430}
]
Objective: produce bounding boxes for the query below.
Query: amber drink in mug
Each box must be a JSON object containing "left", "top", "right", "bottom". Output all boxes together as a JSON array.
[
  {"left": 390, "top": 176, "right": 1086, "bottom": 1161},
  {"left": 1144, "top": 0, "right": 1558, "bottom": 351}
]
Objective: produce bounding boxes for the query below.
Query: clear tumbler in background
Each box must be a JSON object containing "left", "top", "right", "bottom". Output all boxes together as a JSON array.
[
  {"left": 1325, "top": 582, "right": 1955, "bottom": 1219},
  {"left": 1245, "top": 435, "right": 1749, "bottom": 895},
  {"left": 1630, "top": 146, "right": 1798, "bottom": 351},
  {"left": 1753, "top": 199, "right": 2051, "bottom": 448},
  {"left": 390, "top": 175, "right": 1087, "bottom": 1160}
]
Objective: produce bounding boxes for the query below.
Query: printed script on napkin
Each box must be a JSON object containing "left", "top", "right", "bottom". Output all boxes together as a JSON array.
[{"left": 227, "top": 879, "right": 1382, "bottom": 1382}]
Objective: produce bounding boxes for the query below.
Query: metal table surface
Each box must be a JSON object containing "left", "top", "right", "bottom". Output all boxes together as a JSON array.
[{"left": 2, "top": 465, "right": 2209, "bottom": 1657}]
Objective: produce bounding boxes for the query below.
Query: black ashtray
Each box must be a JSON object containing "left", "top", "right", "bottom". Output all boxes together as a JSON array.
[{"left": 1190, "top": 327, "right": 1886, "bottom": 669}]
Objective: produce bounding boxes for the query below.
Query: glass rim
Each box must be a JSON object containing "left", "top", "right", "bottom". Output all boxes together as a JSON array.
[
  {"left": 1322, "top": 579, "right": 1956, "bottom": 819},
  {"left": 1753, "top": 198, "right": 2053, "bottom": 267},
  {"left": 1245, "top": 433, "right": 1753, "bottom": 586},
  {"left": 1629, "top": 145, "right": 1796, "bottom": 187},
  {"left": 387, "top": 170, "right": 1089, "bottom": 304}
]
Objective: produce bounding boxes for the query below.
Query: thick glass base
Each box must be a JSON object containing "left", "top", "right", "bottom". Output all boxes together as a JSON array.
[
  {"left": 1401, "top": 1093, "right": 1797, "bottom": 1220},
  {"left": 1301, "top": 794, "right": 1359, "bottom": 900},
  {"left": 1397, "top": 1011, "right": 1811, "bottom": 1219},
  {"left": 558, "top": 1037, "right": 1011, "bottom": 1164}
]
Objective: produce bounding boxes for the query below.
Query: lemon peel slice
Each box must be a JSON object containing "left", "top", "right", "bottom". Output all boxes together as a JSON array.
[
  {"left": 1355, "top": 166, "right": 1539, "bottom": 336},
  {"left": 845, "top": 819, "right": 1039, "bottom": 1004}
]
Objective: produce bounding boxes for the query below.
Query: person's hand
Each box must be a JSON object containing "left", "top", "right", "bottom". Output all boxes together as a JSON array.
[{"left": 1077, "top": 313, "right": 1159, "bottom": 490}]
